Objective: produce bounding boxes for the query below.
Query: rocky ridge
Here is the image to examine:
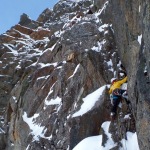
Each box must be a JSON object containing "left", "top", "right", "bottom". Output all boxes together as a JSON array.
[{"left": 0, "top": 0, "right": 149, "bottom": 150}]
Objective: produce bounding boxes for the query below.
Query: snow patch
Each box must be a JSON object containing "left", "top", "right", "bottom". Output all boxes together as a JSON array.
[
  {"left": 110, "top": 25, "right": 114, "bottom": 33},
  {"left": 144, "top": 65, "right": 147, "bottom": 73},
  {"left": 138, "top": 34, "right": 142, "bottom": 45},
  {"left": 107, "top": 59, "right": 113, "bottom": 67},
  {"left": 0, "top": 128, "right": 5, "bottom": 134},
  {"left": 73, "top": 135, "right": 102, "bottom": 150},
  {"left": 101, "top": 121, "right": 117, "bottom": 149},
  {"left": 72, "top": 123, "right": 139, "bottom": 150},
  {"left": 45, "top": 96, "right": 62, "bottom": 105},
  {"left": 72, "top": 85, "right": 106, "bottom": 117},
  {"left": 49, "top": 43, "right": 57, "bottom": 51},
  {"left": 98, "top": 24, "right": 109, "bottom": 32},
  {"left": 99, "top": 1, "right": 109, "bottom": 15},
  {"left": 124, "top": 114, "right": 131, "bottom": 119},
  {"left": 22, "top": 112, "right": 46, "bottom": 141},
  {"left": 43, "top": 83, "right": 62, "bottom": 112},
  {"left": 43, "top": 82, "right": 55, "bottom": 103},
  {"left": 121, "top": 132, "right": 140, "bottom": 150},
  {"left": 12, "top": 96, "right": 17, "bottom": 103},
  {"left": 91, "top": 40, "right": 106, "bottom": 52},
  {"left": 38, "top": 62, "right": 58, "bottom": 68},
  {"left": 16, "top": 65, "right": 21, "bottom": 70},
  {"left": 67, "top": 145, "right": 70, "bottom": 150},
  {"left": 37, "top": 75, "right": 50, "bottom": 81},
  {"left": 68, "top": 64, "right": 80, "bottom": 79},
  {"left": 3, "top": 44, "right": 18, "bottom": 56},
  {"left": 107, "top": 59, "right": 114, "bottom": 72},
  {"left": 139, "top": 5, "right": 141, "bottom": 12},
  {"left": 91, "top": 46, "right": 99, "bottom": 52},
  {"left": 54, "top": 30, "right": 62, "bottom": 37}
]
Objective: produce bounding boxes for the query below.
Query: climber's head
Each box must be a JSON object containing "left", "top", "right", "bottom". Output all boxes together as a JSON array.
[{"left": 111, "top": 78, "right": 117, "bottom": 84}]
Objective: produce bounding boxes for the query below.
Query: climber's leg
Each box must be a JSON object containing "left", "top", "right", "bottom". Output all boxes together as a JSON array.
[{"left": 111, "top": 97, "right": 120, "bottom": 120}]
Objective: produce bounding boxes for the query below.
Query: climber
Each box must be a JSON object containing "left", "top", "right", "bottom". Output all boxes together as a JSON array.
[{"left": 109, "top": 76, "right": 127, "bottom": 121}]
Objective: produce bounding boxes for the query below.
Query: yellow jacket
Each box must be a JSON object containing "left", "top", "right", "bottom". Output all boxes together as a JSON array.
[{"left": 109, "top": 77, "right": 127, "bottom": 94}]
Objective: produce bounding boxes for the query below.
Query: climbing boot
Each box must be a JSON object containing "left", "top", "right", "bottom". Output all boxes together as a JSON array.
[{"left": 110, "top": 112, "right": 116, "bottom": 121}]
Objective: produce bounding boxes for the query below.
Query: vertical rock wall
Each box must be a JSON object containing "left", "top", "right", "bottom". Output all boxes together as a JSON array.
[
  {"left": 109, "top": 0, "right": 150, "bottom": 149},
  {"left": 136, "top": 1, "right": 150, "bottom": 149}
]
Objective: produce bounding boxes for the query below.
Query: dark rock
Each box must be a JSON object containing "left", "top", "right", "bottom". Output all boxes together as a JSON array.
[
  {"left": 37, "top": 8, "right": 53, "bottom": 23},
  {"left": 19, "top": 13, "right": 41, "bottom": 29},
  {"left": 19, "top": 13, "right": 32, "bottom": 26}
]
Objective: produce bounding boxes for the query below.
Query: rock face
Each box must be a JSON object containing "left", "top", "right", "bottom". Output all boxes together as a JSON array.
[
  {"left": 0, "top": 0, "right": 149, "bottom": 150},
  {"left": 109, "top": 0, "right": 150, "bottom": 149}
]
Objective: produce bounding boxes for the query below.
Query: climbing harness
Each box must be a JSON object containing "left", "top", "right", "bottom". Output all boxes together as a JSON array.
[{"left": 113, "top": 89, "right": 122, "bottom": 96}]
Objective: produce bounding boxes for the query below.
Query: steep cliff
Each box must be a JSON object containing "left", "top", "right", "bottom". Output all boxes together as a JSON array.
[{"left": 0, "top": 0, "right": 149, "bottom": 150}]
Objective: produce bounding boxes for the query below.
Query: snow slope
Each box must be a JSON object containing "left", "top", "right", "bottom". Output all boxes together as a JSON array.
[{"left": 73, "top": 121, "right": 140, "bottom": 150}]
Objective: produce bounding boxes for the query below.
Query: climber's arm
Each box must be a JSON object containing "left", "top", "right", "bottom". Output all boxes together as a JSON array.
[
  {"left": 109, "top": 87, "right": 113, "bottom": 94},
  {"left": 117, "top": 76, "right": 127, "bottom": 85}
]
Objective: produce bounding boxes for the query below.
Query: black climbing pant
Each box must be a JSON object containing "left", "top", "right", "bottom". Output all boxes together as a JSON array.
[
  {"left": 111, "top": 89, "right": 126, "bottom": 115},
  {"left": 111, "top": 97, "right": 121, "bottom": 115}
]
